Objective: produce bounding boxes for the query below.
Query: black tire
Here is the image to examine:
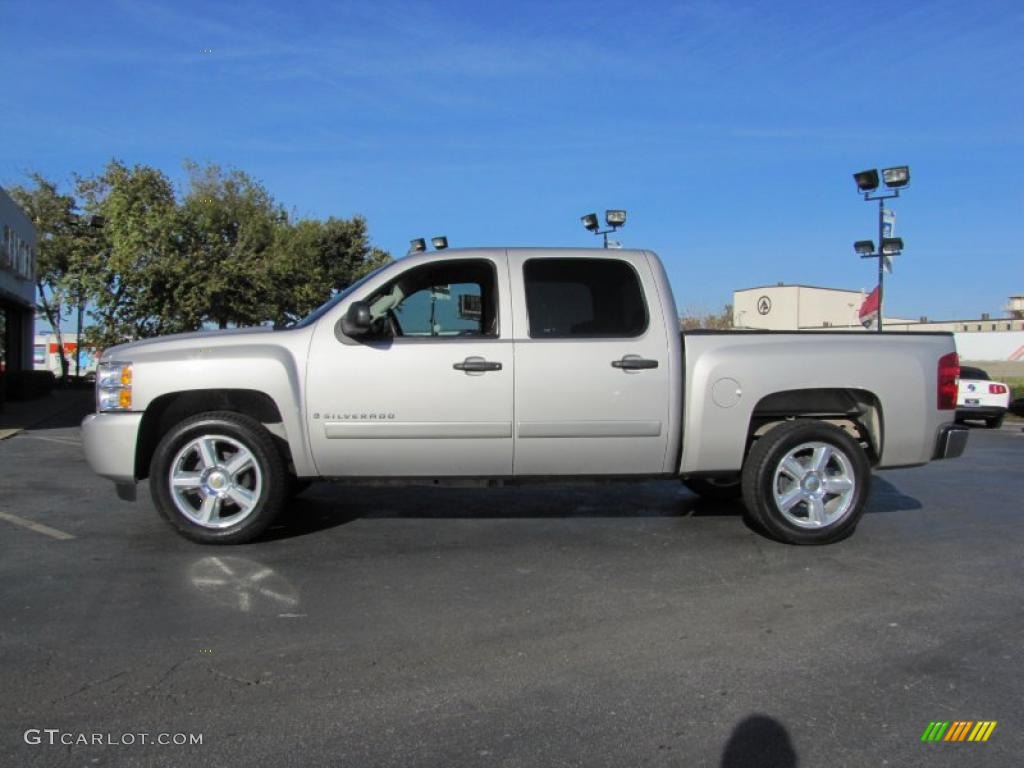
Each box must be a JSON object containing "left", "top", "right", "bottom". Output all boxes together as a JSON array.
[
  {"left": 150, "top": 411, "right": 288, "bottom": 544},
  {"left": 683, "top": 475, "right": 742, "bottom": 501},
  {"left": 985, "top": 414, "right": 1005, "bottom": 429},
  {"left": 741, "top": 420, "right": 871, "bottom": 545}
]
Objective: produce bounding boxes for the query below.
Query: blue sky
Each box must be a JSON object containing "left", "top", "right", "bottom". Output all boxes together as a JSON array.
[{"left": 2, "top": 0, "right": 1021, "bottom": 320}]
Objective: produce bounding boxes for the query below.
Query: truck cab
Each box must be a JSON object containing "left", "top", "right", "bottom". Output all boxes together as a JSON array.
[{"left": 305, "top": 248, "right": 679, "bottom": 478}]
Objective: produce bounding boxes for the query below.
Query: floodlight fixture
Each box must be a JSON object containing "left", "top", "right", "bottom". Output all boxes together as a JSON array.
[
  {"left": 581, "top": 213, "right": 599, "bottom": 232},
  {"left": 880, "top": 237, "right": 904, "bottom": 255},
  {"left": 882, "top": 166, "right": 910, "bottom": 188},
  {"left": 853, "top": 169, "right": 880, "bottom": 193},
  {"left": 431, "top": 236, "right": 448, "bottom": 250},
  {"left": 408, "top": 238, "right": 426, "bottom": 254},
  {"left": 851, "top": 164, "right": 911, "bottom": 334},
  {"left": 605, "top": 209, "right": 627, "bottom": 227}
]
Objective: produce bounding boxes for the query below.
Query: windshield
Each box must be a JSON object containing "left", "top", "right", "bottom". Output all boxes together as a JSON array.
[{"left": 289, "top": 263, "right": 393, "bottom": 329}]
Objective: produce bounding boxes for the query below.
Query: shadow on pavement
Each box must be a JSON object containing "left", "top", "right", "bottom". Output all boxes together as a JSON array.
[
  {"left": 864, "top": 474, "right": 923, "bottom": 514},
  {"left": 720, "top": 714, "right": 798, "bottom": 768},
  {"left": 262, "top": 480, "right": 710, "bottom": 540},
  {"left": 0, "top": 389, "right": 93, "bottom": 432},
  {"left": 262, "top": 473, "right": 922, "bottom": 541},
  {"left": 262, "top": 496, "right": 362, "bottom": 541}
]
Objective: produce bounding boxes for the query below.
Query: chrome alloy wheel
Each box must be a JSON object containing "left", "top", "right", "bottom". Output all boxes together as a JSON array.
[
  {"left": 771, "top": 441, "right": 856, "bottom": 529},
  {"left": 168, "top": 434, "right": 263, "bottom": 529}
]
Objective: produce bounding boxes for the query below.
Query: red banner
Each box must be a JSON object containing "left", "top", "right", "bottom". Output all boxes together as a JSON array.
[{"left": 859, "top": 286, "right": 880, "bottom": 329}]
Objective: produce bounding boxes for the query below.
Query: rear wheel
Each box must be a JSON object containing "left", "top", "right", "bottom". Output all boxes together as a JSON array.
[
  {"left": 741, "top": 420, "right": 870, "bottom": 545},
  {"left": 150, "top": 411, "right": 287, "bottom": 544},
  {"left": 985, "top": 414, "right": 1005, "bottom": 429},
  {"left": 683, "top": 475, "right": 742, "bottom": 501}
]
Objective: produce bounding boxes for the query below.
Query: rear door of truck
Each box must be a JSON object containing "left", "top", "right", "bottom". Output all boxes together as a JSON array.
[{"left": 508, "top": 250, "right": 672, "bottom": 475}]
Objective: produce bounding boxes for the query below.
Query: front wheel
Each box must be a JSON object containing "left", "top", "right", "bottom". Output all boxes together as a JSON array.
[
  {"left": 150, "top": 411, "right": 288, "bottom": 544},
  {"left": 741, "top": 420, "right": 870, "bottom": 545}
]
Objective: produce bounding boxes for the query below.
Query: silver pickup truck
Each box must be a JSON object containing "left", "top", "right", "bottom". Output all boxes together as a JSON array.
[{"left": 81, "top": 248, "right": 968, "bottom": 545}]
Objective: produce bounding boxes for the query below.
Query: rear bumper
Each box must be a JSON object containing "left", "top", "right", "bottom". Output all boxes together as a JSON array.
[
  {"left": 933, "top": 424, "right": 969, "bottom": 460},
  {"left": 81, "top": 412, "right": 143, "bottom": 484},
  {"left": 956, "top": 406, "right": 1006, "bottom": 420}
]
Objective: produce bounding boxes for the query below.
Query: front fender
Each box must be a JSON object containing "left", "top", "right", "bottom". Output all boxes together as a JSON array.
[{"left": 130, "top": 343, "right": 315, "bottom": 476}]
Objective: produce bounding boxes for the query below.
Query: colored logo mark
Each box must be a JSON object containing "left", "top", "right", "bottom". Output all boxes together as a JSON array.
[{"left": 921, "top": 721, "right": 997, "bottom": 742}]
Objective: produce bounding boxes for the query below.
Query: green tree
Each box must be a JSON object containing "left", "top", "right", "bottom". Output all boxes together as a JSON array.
[
  {"left": 269, "top": 215, "right": 391, "bottom": 326},
  {"left": 8, "top": 174, "right": 81, "bottom": 378},
  {"left": 13, "top": 160, "right": 392, "bottom": 350},
  {"left": 75, "top": 160, "right": 186, "bottom": 349},
  {"left": 680, "top": 304, "right": 734, "bottom": 331},
  {"left": 178, "top": 162, "right": 282, "bottom": 329}
]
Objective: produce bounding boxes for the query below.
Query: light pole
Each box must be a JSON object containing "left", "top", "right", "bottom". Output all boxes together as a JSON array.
[
  {"left": 67, "top": 214, "right": 105, "bottom": 379},
  {"left": 851, "top": 166, "right": 909, "bottom": 333},
  {"left": 580, "top": 210, "right": 627, "bottom": 248}
]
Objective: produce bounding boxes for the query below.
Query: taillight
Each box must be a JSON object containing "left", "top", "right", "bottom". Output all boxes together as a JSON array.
[
  {"left": 937, "top": 352, "right": 959, "bottom": 410},
  {"left": 989, "top": 383, "right": 1008, "bottom": 395}
]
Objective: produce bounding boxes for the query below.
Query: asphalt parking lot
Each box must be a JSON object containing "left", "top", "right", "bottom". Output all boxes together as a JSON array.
[{"left": 1, "top": 404, "right": 1021, "bottom": 768}]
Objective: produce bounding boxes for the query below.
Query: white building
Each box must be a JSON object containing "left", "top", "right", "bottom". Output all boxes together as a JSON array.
[{"left": 1, "top": 187, "right": 37, "bottom": 373}]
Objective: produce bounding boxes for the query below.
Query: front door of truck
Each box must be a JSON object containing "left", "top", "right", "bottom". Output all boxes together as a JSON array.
[
  {"left": 509, "top": 251, "right": 672, "bottom": 476},
  {"left": 306, "top": 255, "right": 514, "bottom": 477}
]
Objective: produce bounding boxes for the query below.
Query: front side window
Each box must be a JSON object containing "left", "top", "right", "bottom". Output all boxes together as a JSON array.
[
  {"left": 523, "top": 258, "right": 648, "bottom": 338},
  {"left": 366, "top": 259, "right": 498, "bottom": 338}
]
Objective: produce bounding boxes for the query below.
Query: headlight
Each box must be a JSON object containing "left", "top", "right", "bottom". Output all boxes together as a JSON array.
[{"left": 96, "top": 361, "right": 133, "bottom": 411}]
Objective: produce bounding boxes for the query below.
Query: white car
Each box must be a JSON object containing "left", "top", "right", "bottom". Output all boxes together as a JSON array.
[{"left": 956, "top": 366, "right": 1011, "bottom": 428}]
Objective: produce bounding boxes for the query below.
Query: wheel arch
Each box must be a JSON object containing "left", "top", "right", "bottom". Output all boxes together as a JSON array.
[
  {"left": 746, "top": 388, "right": 883, "bottom": 465},
  {"left": 136, "top": 389, "right": 297, "bottom": 480}
]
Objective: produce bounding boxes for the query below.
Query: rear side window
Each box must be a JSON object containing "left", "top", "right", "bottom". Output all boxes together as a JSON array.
[{"left": 523, "top": 258, "right": 648, "bottom": 338}]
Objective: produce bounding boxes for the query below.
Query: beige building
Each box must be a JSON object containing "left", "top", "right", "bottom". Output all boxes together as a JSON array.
[{"left": 733, "top": 284, "right": 1024, "bottom": 333}]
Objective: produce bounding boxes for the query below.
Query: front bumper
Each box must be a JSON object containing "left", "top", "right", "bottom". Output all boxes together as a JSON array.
[
  {"left": 933, "top": 424, "right": 969, "bottom": 460},
  {"left": 81, "top": 412, "right": 143, "bottom": 485}
]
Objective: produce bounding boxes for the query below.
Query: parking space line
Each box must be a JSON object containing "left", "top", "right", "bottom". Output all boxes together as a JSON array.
[
  {"left": 17, "top": 434, "right": 83, "bottom": 446},
  {"left": 0, "top": 510, "right": 76, "bottom": 540}
]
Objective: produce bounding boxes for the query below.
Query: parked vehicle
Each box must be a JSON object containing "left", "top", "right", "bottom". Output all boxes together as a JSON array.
[
  {"left": 34, "top": 333, "right": 98, "bottom": 380},
  {"left": 81, "top": 248, "right": 968, "bottom": 546},
  {"left": 955, "top": 366, "right": 1011, "bottom": 429}
]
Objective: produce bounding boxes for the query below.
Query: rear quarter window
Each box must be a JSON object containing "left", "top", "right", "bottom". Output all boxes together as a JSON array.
[{"left": 523, "top": 258, "right": 648, "bottom": 338}]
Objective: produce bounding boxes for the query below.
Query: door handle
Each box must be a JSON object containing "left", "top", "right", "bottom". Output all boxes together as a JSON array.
[
  {"left": 612, "top": 356, "right": 659, "bottom": 370},
  {"left": 454, "top": 357, "right": 503, "bottom": 372}
]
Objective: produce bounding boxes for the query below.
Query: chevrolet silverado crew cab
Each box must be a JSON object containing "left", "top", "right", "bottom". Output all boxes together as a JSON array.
[{"left": 81, "top": 248, "right": 968, "bottom": 546}]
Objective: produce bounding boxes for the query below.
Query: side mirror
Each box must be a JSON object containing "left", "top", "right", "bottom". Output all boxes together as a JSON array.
[{"left": 340, "top": 301, "right": 372, "bottom": 338}]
